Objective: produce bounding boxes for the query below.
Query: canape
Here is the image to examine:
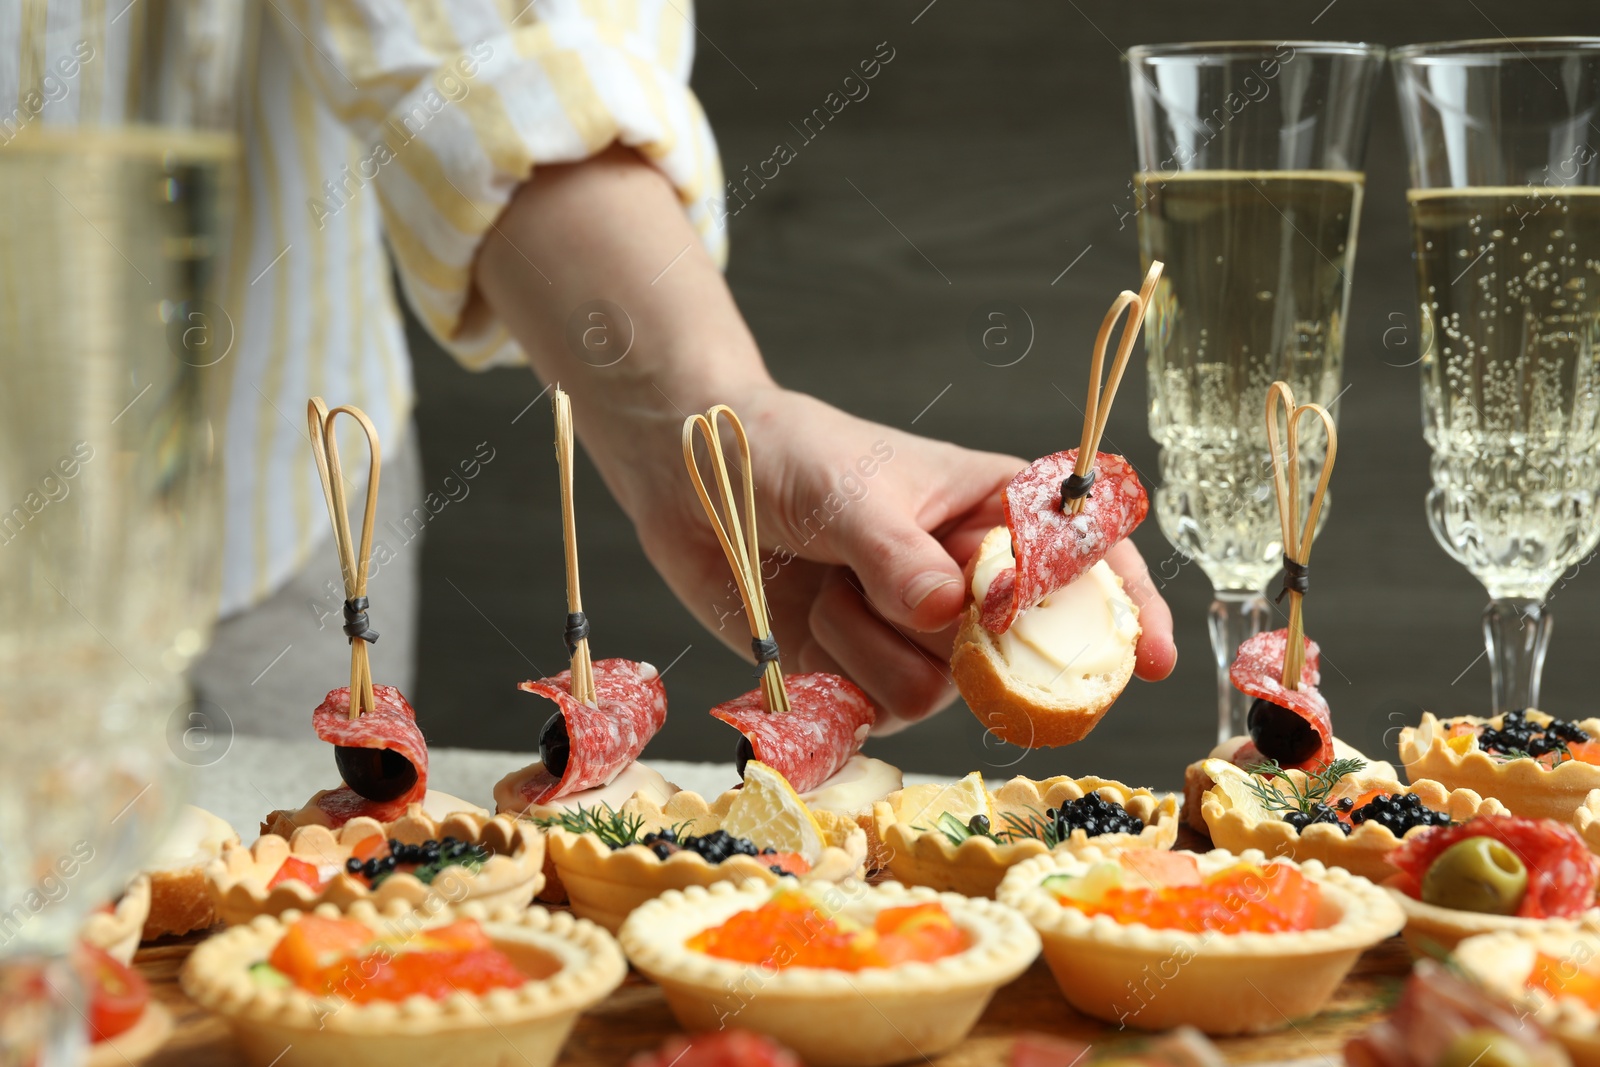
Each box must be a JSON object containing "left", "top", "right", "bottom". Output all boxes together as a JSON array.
[
  {"left": 1455, "top": 926, "right": 1600, "bottom": 1067},
  {"left": 81, "top": 875, "right": 151, "bottom": 964},
  {"left": 139, "top": 804, "right": 238, "bottom": 938},
  {"left": 873, "top": 773, "right": 1177, "bottom": 898},
  {"left": 996, "top": 846, "right": 1403, "bottom": 1034},
  {"left": 617, "top": 879, "right": 1040, "bottom": 1067},
  {"left": 181, "top": 899, "right": 625, "bottom": 1067},
  {"left": 1380, "top": 812, "right": 1600, "bottom": 955},
  {"left": 1399, "top": 710, "right": 1600, "bottom": 823},
  {"left": 207, "top": 809, "right": 543, "bottom": 925},
  {"left": 545, "top": 767, "right": 867, "bottom": 934},
  {"left": 1198, "top": 759, "right": 1507, "bottom": 883}
]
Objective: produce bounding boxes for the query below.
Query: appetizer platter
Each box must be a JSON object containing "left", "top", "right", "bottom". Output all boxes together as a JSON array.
[{"left": 86, "top": 280, "right": 1600, "bottom": 1067}]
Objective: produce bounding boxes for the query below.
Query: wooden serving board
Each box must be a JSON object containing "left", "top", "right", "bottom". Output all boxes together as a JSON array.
[{"left": 135, "top": 934, "right": 1409, "bottom": 1066}]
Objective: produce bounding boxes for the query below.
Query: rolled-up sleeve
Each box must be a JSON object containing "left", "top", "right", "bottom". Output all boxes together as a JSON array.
[{"left": 271, "top": 0, "right": 726, "bottom": 369}]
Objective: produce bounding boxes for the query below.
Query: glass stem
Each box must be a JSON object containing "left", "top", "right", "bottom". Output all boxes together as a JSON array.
[
  {"left": 0, "top": 954, "right": 84, "bottom": 1067},
  {"left": 1483, "top": 598, "right": 1552, "bottom": 714},
  {"left": 1209, "top": 592, "right": 1270, "bottom": 744}
]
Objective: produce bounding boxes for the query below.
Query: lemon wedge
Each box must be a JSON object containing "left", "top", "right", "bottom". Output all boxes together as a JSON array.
[
  {"left": 1200, "top": 759, "right": 1274, "bottom": 822},
  {"left": 723, "top": 761, "right": 827, "bottom": 861},
  {"left": 895, "top": 771, "right": 995, "bottom": 832}
]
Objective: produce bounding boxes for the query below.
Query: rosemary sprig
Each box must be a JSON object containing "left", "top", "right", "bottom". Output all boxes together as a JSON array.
[
  {"left": 997, "top": 808, "right": 1061, "bottom": 848},
  {"left": 529, "top": 803, "right": 649, "bottom": 849},
  {"left": 1241, "top": 757, "right": 1367, "bottom": 815}
]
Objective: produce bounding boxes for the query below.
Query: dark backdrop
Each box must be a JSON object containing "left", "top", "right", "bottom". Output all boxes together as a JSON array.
[{"left": 408, "top": 0, "right": 1600, "bottom": 786}]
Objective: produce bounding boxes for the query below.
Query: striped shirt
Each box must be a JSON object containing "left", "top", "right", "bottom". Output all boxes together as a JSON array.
[{"left": 1, "top": 0, "right": 725, "bottom": 614}]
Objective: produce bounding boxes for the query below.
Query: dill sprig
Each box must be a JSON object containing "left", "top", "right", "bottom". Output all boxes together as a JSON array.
[
  {"left": 1241, "top": 757, "right": 1367, "bottom": 815},
  {"left": 917, "top": 806, "right": 1066, "bottom": 848},
  {"left": 530, "top": 803, "right": 649, "bottom": 849}
]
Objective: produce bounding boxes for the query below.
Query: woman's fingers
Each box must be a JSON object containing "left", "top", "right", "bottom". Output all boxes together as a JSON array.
[{"left": 1106, "top": 539, "right": 1177, "bottom": 681}]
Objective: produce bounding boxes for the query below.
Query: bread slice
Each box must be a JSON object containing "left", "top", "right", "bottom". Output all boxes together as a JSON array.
[
  {"left": 952, "top": 526, "right": 1139, "bottom": 748},
  {"left": 142, "top": 806, "right": 238, "bottom": 940}
]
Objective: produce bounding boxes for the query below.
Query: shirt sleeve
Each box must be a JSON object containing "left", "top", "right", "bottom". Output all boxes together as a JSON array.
[{"left": 269, "top": 0, "right": 727, "bottom": 369}]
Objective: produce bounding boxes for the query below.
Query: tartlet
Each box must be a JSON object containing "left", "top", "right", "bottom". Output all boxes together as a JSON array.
[
  {"left": 1383, "top": 881, "right": 1600, "bottom": 956},
  {"left": 207, "top": 810, "right": 543, "bottom": 925},
  {"left": 873, "top": 775, "right": 1178, "bottom": 899},
  {"left": 548, "top": 790, "right": 867, "bottom": 934},
  {"left": 1399, "top": 711, "right": 1600, "bottom": 823},
  {"left": 996, "top": 846, "right": 1404, "bottom": 1034},
  {"left": 261, "top": 789, "right": 487, "bottom": 837},
  {"left": 1183, "top": 735, "right": 1395, "bottom": 832},
  {"left": 181, "top": 899, "right": 626, "bottom": 1067},
  {"left": 86, "top": 999, "right": 172, "bottom": 1067},
  {"left": 617, "top": 879, "right": 1040, "bottom": 1067},
  {"left": 81, "top": 875, "right": 151, "bottom": 965},
  {"left": 1455, "top": 925, "right": 1600, "bottom": 1067},
  {"left": 1199, "top": 767, "right": 1508, "bottom": 883}
]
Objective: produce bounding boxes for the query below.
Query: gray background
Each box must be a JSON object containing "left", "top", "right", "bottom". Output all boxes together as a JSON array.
[{"left": 405, "top": 1, "right": 1600, "bottom": 787}]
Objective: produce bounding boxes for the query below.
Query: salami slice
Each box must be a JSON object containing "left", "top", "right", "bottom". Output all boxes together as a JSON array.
[
  {"left": 710, "top": 672, "right": 876, "bottom": 794},
  {"left": 1228, "top": 629, "right": 1333, "bottom": 772},
  {"left": 517, "top": 658, "right": 667, "bottom": 805},
  {"left": 311, "top": 685, "right": 429, "bottom": 826},
  {"left": 981, "top": 450, "right": 1148, "bottom": 634}
]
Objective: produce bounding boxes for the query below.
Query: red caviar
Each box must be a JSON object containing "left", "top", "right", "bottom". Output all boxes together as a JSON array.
[
  {"left": 267, "top": 915, "right": 526, "bottom": 1002},
  {"left": 1530, "top": 951, "right": 1600, "bottom": 1007},
  {"left": 686, "top": 891, "right": 967, "bottom": 971},
  {"left": 1052, "top": 861, "right": 1322, "bottom": 933}
]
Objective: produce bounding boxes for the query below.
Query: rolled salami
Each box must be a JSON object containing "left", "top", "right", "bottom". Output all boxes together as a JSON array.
[{"left": 711, "top": 673, "right": 876, "bottom": 794}]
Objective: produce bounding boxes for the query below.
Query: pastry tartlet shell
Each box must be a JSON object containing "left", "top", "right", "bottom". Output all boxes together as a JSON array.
[
  {"left": 873, "top": 775, "right": 1178, "bottom": 899},
  {"left": 180, "top": 899, "right": 625, "bottom": 1067},
  {"left": 1455, "top": 924, "right": 1600, "bottom": 1067},
  {"left": 997, "top": 846, "right": 1404, "bottom": 1035},
  {"left": 1383, "top": 880, "right": 1600, "bottom": 956},
  {"left": 617, "top": 879, "right": 1041, "bottom": 1067},
  {"left": 86, "top": 999, "right": 171, "bottom": 1067},
  {"left": 207, "top": 810, "right": 544, "bottom": 926},
  {"left": 1200, "top": 772, "right": 1509, "bottom": 884},
  {"left": 1399, "top": 711, "right": 1600, "bottom": 823},
  {"left": 82, "top": 875, "right": 151, "bottom": 964},
  {"left": 548, "top": 790, "right": 867, "bottom": 934}
]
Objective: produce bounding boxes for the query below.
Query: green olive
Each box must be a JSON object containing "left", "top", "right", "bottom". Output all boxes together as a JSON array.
[
  {"left": 1420, "top": 837, "right": 1528, "bottom": 915},
  {"left": 1437, "top": 1028, "right": 1534, "bottom": 1067}
]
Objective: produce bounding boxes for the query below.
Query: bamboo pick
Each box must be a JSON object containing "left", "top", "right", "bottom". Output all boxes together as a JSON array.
[
  {"left": 1264, "top": 381, "right": 1338, "bottom": 691},
  {"left": 1066, "top": 260, "right": 1164, "bottom": 515},
  {"left": 552, "top": 387, "right": 597, "bottom": 707},
  {"left": 307, "top": 398, "right": 383, "bottom": 721},
  {"left": 682, "top": 405, "right": 789, "bottom": 714}
]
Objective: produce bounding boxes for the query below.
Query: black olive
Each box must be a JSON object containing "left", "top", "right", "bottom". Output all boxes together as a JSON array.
[
  {"left": 539, "top": 713, "right": 571, "bottom": 777},
  {"left": 968, "top": 814, "right": 991, "bottom": 836},
  {"left": 335, "top": 745, "right": 419, "bottom": 802},
  {"left": 1247, "top": 698, "right": 1322, "bottom": 766},
  {"left": 735, "top": 736, "right": 755, "bottom": 778}
]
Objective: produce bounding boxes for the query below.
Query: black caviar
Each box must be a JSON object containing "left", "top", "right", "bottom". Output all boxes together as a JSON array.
[
  {"left": 1477, "top": 709, "right": 1589, "bottom": 759},
  {"left": 1048, "top": 793, "right": 1145, "bottom": 839},
  {"left": 1349, "top": 793, "right": 1451, "bottom": 835},
  {"left": 1283, "top": 804, "right": 1351, "bottom": 835},
  {"left": 343, "top": 836, "right": 488, "bottom": 885},
  {"left": 642, "top": 828, "right": 792, "bottom": 873}
]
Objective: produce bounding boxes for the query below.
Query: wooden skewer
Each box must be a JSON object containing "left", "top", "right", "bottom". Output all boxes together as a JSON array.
[
  {"left": 307, "top": 398, "right": 383, "bottom": 721},
  {"left": 552, "top": 387, "right": 597, "bottom": 707},
  {"left": 1264, "top": 381, "right": 1338, "bottom": 691},
  {"left": 682, "top": 405, "right": 789, "bottom": 714},
  {"left": 1066, "top": 260, "right": 1164, "bottom": 515}
]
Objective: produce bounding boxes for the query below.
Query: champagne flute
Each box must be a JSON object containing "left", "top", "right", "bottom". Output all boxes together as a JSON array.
[
  {"left": 0, "top": 7, "right": 245, "bottom": 1064},
  {"left": 1394, "top": 38, "right": 1600, "bottom": 714},
  {"left": 1124, "top": 41, "right": 1385, "bottom": 743}
]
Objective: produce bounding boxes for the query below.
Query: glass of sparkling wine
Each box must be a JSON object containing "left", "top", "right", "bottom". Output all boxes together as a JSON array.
[
  {"left": 1394, "top": 39, "right": 1600, "bottom": 715},
  {"left": 0, "top": 7, "right": 244, "bottom": 1065},
  {"left": 1125, "top": 42, "right": 1385, "bottom": 743}
]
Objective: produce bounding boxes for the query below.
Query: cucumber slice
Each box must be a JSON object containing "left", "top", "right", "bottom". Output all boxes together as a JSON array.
[{"left": 248, "top": 961, "right": 291, "bottom": 989}]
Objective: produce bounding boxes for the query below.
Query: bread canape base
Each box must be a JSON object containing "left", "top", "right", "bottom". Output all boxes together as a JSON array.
[
  {"left": 1399, "top": 711, "right": 1600, "bottom": 824},
  {"left": 952, "top": 531, "right": 1139, "bottom": 749},
  {"left": 1183, "top": 736, "right": 1397, "bottom": 833},
  {"left": 873, "top": 775, "right": 1178, "bottom": 899},
  {"left": 260, "top": 789, "right": 487, "bottom": 838},
  {"left": 1200, "top": 770, "right": 1508, "bottom": 884},
  {"left": 997, "top": 846, "right": 1404, "bottom": 1035},
  {"left": 548, "top": 790, "right": 867, "bottom": 934},
  {"left": 86, "top": 999, "right": 172, "bottom": 1067},
  {"left": 1383, "top": 880, "right": 1600, "bottom": 957},
  {"left": 207, "top": 810, "right": 543, "bottom": 926},
  {"left": 1455, "top": 925, "right": 1600, "bottom": 1067},
  {"left": 617, "top": 879, "right": 1040, "bottom": 1067},
  {"left": 81, "top": 875, "right": 151, "bottom": 965},
  {"left": 180, "top": 899, "right": 625, "bottom": 1067},
  {"left": 141, "top": 805, "right": 240, "bottom": 939}
]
